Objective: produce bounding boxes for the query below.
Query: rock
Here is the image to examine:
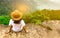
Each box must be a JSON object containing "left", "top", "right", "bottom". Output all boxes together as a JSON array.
[
  {"left": 41, "top": 20, "right": 60, "bottom": 30},
  {"left": 0, "top": 23, "right": 60, "bottom": 38}
]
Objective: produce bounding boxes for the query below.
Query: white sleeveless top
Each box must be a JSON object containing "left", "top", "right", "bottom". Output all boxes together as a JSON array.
[{"left": 9, "top": 19, "right": 25, "bottom": 32}]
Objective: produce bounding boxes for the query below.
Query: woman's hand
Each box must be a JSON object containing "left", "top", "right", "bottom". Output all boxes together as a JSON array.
[{"left": 23, "top": 26, "right": 28, "bottom": 33}]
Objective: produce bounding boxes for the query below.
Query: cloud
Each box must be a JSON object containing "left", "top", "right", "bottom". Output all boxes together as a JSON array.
[
  {"left": 49, "top": 0, "right": 60, "bottom": 3},
  {"left": 36, "top": 0, "right": 60, "bottom": 10}
]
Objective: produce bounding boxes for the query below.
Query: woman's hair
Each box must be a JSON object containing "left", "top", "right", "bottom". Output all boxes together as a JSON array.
[{"left": 14, "top": 19, "right": 22, "bottom": 24}]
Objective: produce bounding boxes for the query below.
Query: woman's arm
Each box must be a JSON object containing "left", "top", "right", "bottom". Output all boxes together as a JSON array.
[
  {"left": 6, "top": 25, "right": 12, "bottom": 34},
  {"left": 6, "top": 19, "right": 13, "bottom": 33},
  {"left": 23, "top": 26, "right": 28, "bottom": 33},
  {"left": 9, "top": 25, "right": 12, "bottom": 32},
  {"left": 20, "top": 20, "right": 28, "bottom": 33}
]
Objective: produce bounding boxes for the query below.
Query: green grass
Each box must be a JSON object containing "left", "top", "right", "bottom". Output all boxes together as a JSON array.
[{"left": 0, "top": 15, "right": 10, "bottom": 25}]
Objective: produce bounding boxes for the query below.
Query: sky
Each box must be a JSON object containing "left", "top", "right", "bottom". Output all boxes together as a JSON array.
[
  {"left": 7, "top": 0, "right": 60, "bottom": 10},
  {"left": 1, "top": 0, "right": 60, "bottom": 12},
  {"left": 49, "top": 0, "right": 60, "bottom": 3},
  {"left": 36, "top": 0, "right": 60, "bottom": 10}
]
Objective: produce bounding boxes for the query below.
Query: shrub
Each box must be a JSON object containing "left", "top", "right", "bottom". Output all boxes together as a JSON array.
[
  {"left": 23, "top": 10, "right": 50, "bottom": 24},
  {"left": 0, "top": 15, "right": 10, "bottom": 25},
  {"left": 1, "top": 10, "right": 60, "bottom": 25}
]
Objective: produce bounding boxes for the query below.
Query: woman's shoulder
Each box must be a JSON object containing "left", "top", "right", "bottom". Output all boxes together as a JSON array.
[
  {"left": 20, "top": 19, "right": 25, "bottom": 23},
  {"left": 20, "top": 19, "right": 24, "bottom": 21},
  {"left": 10, "top": 19, "right": 12, "bottom": 21},
  {"left": 10, "top": 19, "right": 14, "bottom": 22}
]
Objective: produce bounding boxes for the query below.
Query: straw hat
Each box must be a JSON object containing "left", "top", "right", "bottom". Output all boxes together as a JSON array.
[{"left": 10, "top": 10, "right": 23, "bottom": 21}]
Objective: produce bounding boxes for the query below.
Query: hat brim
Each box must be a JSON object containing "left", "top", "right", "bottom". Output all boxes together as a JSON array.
[{"left": 12, "top": 17, "right": 22, "bottom": 21}]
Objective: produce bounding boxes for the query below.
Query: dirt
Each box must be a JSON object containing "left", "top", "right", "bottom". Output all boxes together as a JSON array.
[{"left": 0, "top": 20, "right": 60, "bottom": 38}]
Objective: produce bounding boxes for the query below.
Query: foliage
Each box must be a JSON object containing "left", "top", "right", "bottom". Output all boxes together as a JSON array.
[
  {"left": 0, "top": 0, "right": 14, "bottom": 15},
  {"left": 23, "top": 10, "right": 50, "bottom": 24},
  {"left": 0, "top": 9, "right": 60, "bottom": 25},
  {"left": 23, "top": 9, "right": 60, "bottom": 24},
  {"left": 0, "top": 15, "right": 10, "bottom": 25}
]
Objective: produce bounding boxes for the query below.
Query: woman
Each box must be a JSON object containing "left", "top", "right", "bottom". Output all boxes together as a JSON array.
[{"left": 6, "top": 10, "right": 28, "bottom": 33}]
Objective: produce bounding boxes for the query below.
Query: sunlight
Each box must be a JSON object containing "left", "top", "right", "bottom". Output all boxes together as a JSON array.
[{"left": 17, "top": 4, "right": 30, "bottom": 13}]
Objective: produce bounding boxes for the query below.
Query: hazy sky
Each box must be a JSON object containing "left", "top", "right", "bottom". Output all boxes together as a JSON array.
[
  {"left": 49, "top": 0, "right": 60, "bottom": 3},
  {"left": 1, "top": 0, "right": 60, "bottom": 11},
  {"left": 7, "top": 0, "right": 60, "bottom": 10},
  {"left": 36, "top": 0, "right": 60, "bottom": 10}
]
